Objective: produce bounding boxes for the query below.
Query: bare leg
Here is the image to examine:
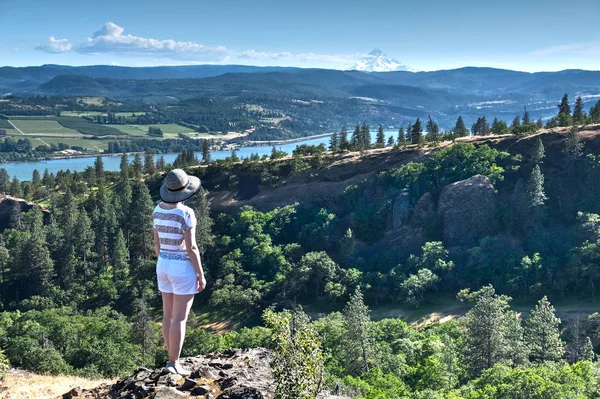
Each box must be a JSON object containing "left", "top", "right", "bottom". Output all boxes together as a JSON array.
[
  {"left": 161, "top": 292, "right": 174, "bottom": 360},
  {"left": 168, "top": 294, "right": 195, "bottom": 363}
]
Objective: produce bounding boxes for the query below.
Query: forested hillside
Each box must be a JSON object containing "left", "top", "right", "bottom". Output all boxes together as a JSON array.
[{"left": 2, "top": 121, "right": 600, "bottom": 397}]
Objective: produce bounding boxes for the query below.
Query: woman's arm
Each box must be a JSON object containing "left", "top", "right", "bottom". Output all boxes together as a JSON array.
[
  {"left": 184, "top": 226, "right": 206, "bottom": 292},
  {"left": 153, "top": 228, "right": 160, "bottom": 257}
]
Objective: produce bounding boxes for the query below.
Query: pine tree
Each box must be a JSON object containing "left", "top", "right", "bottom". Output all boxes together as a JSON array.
[
  {"left": 329, "top": 131, "right": 339, "bottom": 152},
  {"left": 9, "top": 177, "right": 22, "bottom": 198},
  {"left": 582, "top": 337, "right": 596, "bottom": 361},
  {"left": 558, "top": 93, "right": 571, "bottom": 116},
  {"left": 386, "top": 136, "right": 394, "bottom": 147},
  {"left": 360, "top": 123, "right": 371, "bottom": 150},
  {"left": 525, "top": 296, "right": 564, "bottom": 362},
  {"left": 263, "top": 309, "right": 324, "bottom": 399},
  {"left": 32, "top": 169, "right": 41, "bottom": 186},
  {"left": 192, "top": 188, "right": 214, "bottom": 260},
  {"left": 119, "top": 153, "right": 129, "bottom": 179},
  {"left": 511, "top": 116, "right": 521, "bottom": 134},
  {"left": 131, "top": 298, "right": 157, "bottom": 366},
  {"left": 202, "top": 139, "right": 211, "bottom": 164},
  {"left": 131, "top": 153, "right": 143, "bottom": 178},
  {"left": 93, "top": 186, "right": 117, "bottom": 269},
  {"left": 573, "top": 96, "right": 585, "bottom": 124},
  {"left": 564, "top": 126, "right": 583, "bottom": 158},
  {"left": 504, "top": 311, "right": 529, "bottom": 367},
  {"left": 527, "top": 165, "right": 547, "bottom": 208},
  {"left": 397, "top": 125, "right": 406, "bottom": 144},
  {"left": 375, "top": 125, "right": 385, "bottom": 148},
  {"left": 453, "top": 116, "right": 469, "bottom": 137},
  {"left": 522, "top": 106, "right": 531, "bottom": 125},
  {"left": 536, "top": 117, "right": 544, "bottom": 128},
  {"left": 144, "top": 148, "right": 155, "bottom": 175},
  {"left": 156, "top": 156, "right": 166, "bottom": 172},
  {"left": 128, "top": 181, "right": 154, "bottom": 261},
  {"left": 111, "top": 229, "right": 130, "bottom": 280},
  {"left": 9, "top": 202, "right": 24, "bottom": 230},
  {"left": 0, "top": 169, "right": 9, "bottom": 194},
  {"left": 339, "top": 127, "right": 348, "bottom": 150},
  {"left": 411, "top": 118, "right": 423, "bottom": 145},
  {"left": 94, "top": 156, "right": 104, "bottom": 180},
  {"left": 463, "top": 285, "right": 512, "bottom": 376},
  {"left": 428, "top": 116, "right": 440, "bottom": 146},
  {"left": 590, "top": 100, "right": 600, "bottom": 123},
  {"left": 344, "top": 287, "right": 373, "bottom": 375},
  {"left": 0, "top": 234, "right": 8, "bottom": 301},
  {"left": 351, "top": 125, "right": 360, "bottom": 150},
  {"left": 73, "top": 207, "right": 95, "bottom": 264},
  {"left": 531, "top": 137, "right": 545, "bottom": 164}
]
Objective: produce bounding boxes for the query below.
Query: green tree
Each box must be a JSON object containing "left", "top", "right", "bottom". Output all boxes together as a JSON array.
[
  {"left": 427, "top": 116, "right": 440, "bottom": 147},
  {"left": 351, "top": 125, "right": 360, "bottom": 150},
  {"left": 563, "top": 126, "right": 583, "bottom": 158},
  {"left": 453, "top": 116, "right": 469, "bottom": 138},
  {"left": 156, "top": 156, "right": 166, "bottom": 171},
  {"left": 0, "top": 347, "right": 8, "bottom": 382},
  {"left": 463, "top": 285, "right": 512, "bottom": 376},
  {"left": 582, "top": 337, "right": 596, "bottom": 361},
  {"left": 73, "top": 207, "right": 95, "bottom": 264},
  {"left": 525, "top": 296, "right": 564, "bottom": 363},
  {"left": 397, "top": 125, "right": 406, "bottom": 144},
  {"left": 119, "top": 153, "right": 129, "bottom": 179},
  {"left": 375, "top": 125, "right": 385, "bottom": 148},
  {"left": 131, "top": 298, "right": 156, "bottom": 366},
  {"left": 202, "top": 139, "right": 211, "bottom": 164},
  {"left": 360, "top": 123, "right": 371, "bottom": 150},
  {"left": 522, "top": 106, "right": 531, "bottom": 125},
  {"left": 263, "top": 308, "right": 324, "bottom": 399},
  {"left": 329, "top": 131, "right": 340, "bottom": 152},
  {"left": 128, "top": 181, "right": 154, "bottom": 261},
  {"left": 490, "top": 118, "right": 509, "bottom": 135},
  {"left": 111, "top": 229, "right": 129, "bottom": 280},
  {"left": 510, "top": 116, "right": 521, "bottom": 134},
  {"left": 32, "top": 169, "right": 41, "bottom": 187},
  {"left": 536, "top": 117, "right": 544, "bottom": 128},
  {"left": 143, "top": 148, "right": 155, "bottom": 175},
  {"left": 386, "top": 136, "right": 394, "bottom": 147},
  {"left": 573, "top": 96, "right": 585, "bottom": 124},
  {"left": 9, "top": 201, "right": 24, "bottom": 230},
  {"left": 0, "top": 169, "right": 10, "bottom": 193},
  {"left": 400, "top": 268, "right": 439, "bottom": 308},
  {"left": 531, "top": 137, "right": 545, "bottom": 164},
  {"left": 412, "top": 118, "right": 423, "bottom": 145},
  {"left": 192, "top": 188, "right": 214, "bottom": 260},
  {"left": 339, "top": 127, "right": 348, "bottom": 150},
  {"left": 558, "top": 93, "right": 571, "bottom": 116},
  {"left": 527, "top": 165, "right": 546, "bottom": 208},
  {"left": 131, "top": 153, "right": 143, "bottom": 178},
  {"left": 94, "top": 156, "right": 104, "bottom": 180},
  {"left": 344, "top": 287, "right": 373, "bottom": 375},
  {"left": 9, "top": 177, "right": 23, "bottom": 198}
]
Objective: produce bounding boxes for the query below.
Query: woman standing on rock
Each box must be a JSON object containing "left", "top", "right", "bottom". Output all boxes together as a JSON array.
[{"left": 153, "top": 169, "right": 207, "bottom": 376}]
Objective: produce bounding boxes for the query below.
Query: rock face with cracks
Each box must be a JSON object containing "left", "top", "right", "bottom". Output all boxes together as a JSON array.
[{"left": 62, "top": 348, "right": 345, "bottom": 399}]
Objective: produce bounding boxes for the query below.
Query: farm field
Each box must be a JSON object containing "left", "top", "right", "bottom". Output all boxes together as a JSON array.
[
  {"left": 112, "top": 123, "right": 195, "bottom": 138},
  {"left": 9, "top": 119, "right": 81, "bottom": 136},
  {"left": 32, "top": 137, "right": 109, "bottom": 152}
]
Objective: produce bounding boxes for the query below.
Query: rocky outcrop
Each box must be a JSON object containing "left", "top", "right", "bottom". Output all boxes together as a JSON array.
[
  {"left": 0, "top": 195, "right": 49, "bottom": 231},
  {"left": 64, "top": 349, "right": 345, "bottom": 399},
  {"left": 391, "top": 188, "right": 411, "bottom": 229},
  {"left": 410, "top": 192, "right": 435, "bottom": 226},
  {"left": 437, "top": 175, "right": 497, "bottom": 245}
]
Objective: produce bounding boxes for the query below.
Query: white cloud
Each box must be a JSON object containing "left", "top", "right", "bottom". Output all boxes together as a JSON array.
[
  {"left": 34, "top": 22, "right": 362, "bottom": 67},
  {"left": 532, "top": 42, "right": 600, "bottom": 56},
  {"left": 35, "top": 36, "right": 72, "bottom": 53},
  {"left": 75, "top": 22, "right": 232, "bottom": 61}
]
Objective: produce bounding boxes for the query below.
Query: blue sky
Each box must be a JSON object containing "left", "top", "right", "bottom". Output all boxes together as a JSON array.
[{"left": 1, "top": 0, "right": 598, "bottom": 71}]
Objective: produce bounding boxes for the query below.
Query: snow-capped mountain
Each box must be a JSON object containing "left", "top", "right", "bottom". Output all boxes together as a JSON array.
[{"left": 351, "top": 48, "right": 412, "bottom": 72}]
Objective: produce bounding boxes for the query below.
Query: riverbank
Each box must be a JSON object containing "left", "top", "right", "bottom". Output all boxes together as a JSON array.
[{"left": 244, "top": 132, "right": 333, "bottom": 146}]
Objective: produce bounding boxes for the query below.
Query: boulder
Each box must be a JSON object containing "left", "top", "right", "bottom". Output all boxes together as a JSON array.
[
  {"left": 410, "top": 192, "right": 435, "bottom": 226},
  {"left": 438, "top": 175, "right": 497, "bottom": 245},
  {"left": 391, "top": 188, "right": 411, "bottom": 229}
]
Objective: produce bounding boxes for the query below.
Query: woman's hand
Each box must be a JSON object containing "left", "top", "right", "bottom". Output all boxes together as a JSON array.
[{"left": 197, "top": 274, "right": 207, "bottom": 292}]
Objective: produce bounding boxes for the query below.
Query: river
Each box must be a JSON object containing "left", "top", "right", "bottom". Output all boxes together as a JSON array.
[{"left": 4, "top": 130, "right": 398, "bottom": 181}]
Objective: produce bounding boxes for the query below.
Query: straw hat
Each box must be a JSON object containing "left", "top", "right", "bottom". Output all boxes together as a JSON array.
[{"left": 159, "top": 169, "right": 201, "bottom": 203}]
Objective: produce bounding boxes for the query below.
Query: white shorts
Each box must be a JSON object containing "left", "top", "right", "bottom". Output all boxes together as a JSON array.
[{"left": 156, "top": 256, "right": 199, "bottom": 295}]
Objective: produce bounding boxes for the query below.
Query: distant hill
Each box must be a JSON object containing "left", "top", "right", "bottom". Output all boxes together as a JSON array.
[
  {"left": 2, "top": 63, "right": 600, "bottom": 130},
  {"left": 351, "top": 48, "right": 412, "bottom": 72}
]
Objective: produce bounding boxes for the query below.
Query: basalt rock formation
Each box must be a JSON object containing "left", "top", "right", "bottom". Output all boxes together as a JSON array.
[{"left": 63, "top": 348, "right": 344, "bottom": 399}]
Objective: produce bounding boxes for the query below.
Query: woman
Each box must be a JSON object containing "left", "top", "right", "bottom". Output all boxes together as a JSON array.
[{"left": 153, "top": 169, "right": 207, "bottom": 376}]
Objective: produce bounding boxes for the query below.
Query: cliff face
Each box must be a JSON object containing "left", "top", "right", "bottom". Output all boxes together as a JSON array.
[
  {"left": 0, "top": 195, "right": 49, "bottom": 232},
  {"left": 64, "top": 349, "right": 344, "bottom": 399}
]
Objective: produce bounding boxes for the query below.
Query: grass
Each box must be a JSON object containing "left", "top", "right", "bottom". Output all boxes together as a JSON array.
[
  {"left": 110, "top": 124, "right": 150, "bottom": 136},
  {"left": 2, "top": 369, "right": 113, "bottom": 399},
  {"left": 0, "top": 119, "right": 13, "bottom": 129},
  {"left": 112, "top": 123, "right": 196, "bottom": 138},
  {"left": 9, "top": 119, "right": 80, "bottom": 135},
  {"left": 33, "top": 137, "right": 109, "bottom": 152},
  {"left": 56, "top": 117, "right": 125, "bottom": 136}
]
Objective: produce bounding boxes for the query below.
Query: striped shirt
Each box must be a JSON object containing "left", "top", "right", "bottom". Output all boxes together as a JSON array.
[{"left": 153, "top": 203, "right": 197, "bottom": 261}]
